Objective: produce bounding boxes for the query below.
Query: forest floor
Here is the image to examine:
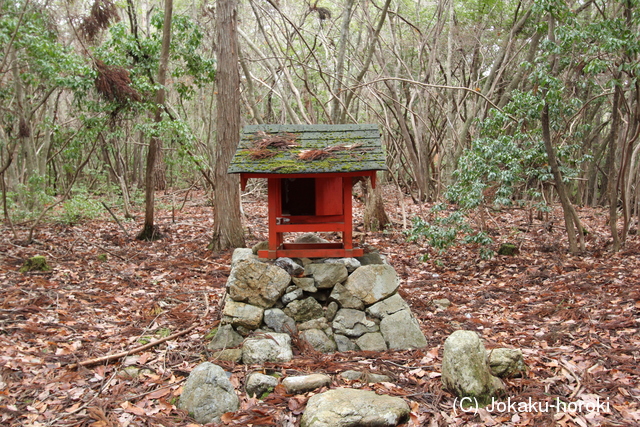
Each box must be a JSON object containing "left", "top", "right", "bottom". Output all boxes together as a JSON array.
[{"left": 1, "top": 185, "right": 639, "bottom": 427}]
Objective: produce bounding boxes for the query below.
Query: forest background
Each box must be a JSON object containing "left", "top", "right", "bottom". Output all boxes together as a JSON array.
[{"left": 1, "top": 0, "right": 640, "bottom": 426}]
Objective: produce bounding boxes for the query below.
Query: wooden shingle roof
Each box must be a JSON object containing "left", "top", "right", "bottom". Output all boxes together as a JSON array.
[{"left": 228, "top": 124, "right": 387, "bottom": 174}]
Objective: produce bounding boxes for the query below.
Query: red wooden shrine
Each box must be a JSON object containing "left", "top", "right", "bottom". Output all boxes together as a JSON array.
[{"left": 228, "top": 124, "right": 386, "bottom": 259}]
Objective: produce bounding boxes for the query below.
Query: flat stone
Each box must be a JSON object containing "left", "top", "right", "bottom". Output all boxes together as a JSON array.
[
  {"left": 275, "top": 257, "right": 305, "bottom": 276},
  {"left": 283, "top": 297, "right": 324, "bottom": 323},
  {"left": 245, "top": 372, "right": 279, "bottom": 398},
  {"left": 332, "top": 309, "right": 378, "bottom": 338},
  {"left": 227, "top": 259, "right": 291, "bottom": 308},
  {"left": 356, "top": 332, "right": 388, "bottom": 351},
  {"left": 212, "top": 348, "right": 243, "bottom": 363},
  {"left": 356, "top": 251, "right": 386, "bottom": 266},
  {"left": 242, "top": 333, "right": 293, "bottom": 364},
  {"left": 343, "top": 264, "right": 399, "bottom": 305},
  {"left": 300, "top": 329, "right": 337, "bottom": 353},
  {"left": 178, "top": 362, "right": 239, "bottom": 424},
  {"left": 324, "top": 257, "right": 361, "bottom": 273},
  {"left": 325, "top": 301, "right": 339, "bottom": 322},
  {"left": 298, "top": 317, "right": 331, "bottom": 331},
  {"left": 263, "top": 308, "right": 297, "bottom": 335},
  {"left": 433, "top": 298, "right": 451, "bottom": 309},
  {"left": 292, "top": 277, "right": 317, "bottom": 292},
  {"left": 222, "top": 300, "right": 264, "bottom": 330},
  {"left": 294, "top": 233, "right": 329, "bottom": 244},
  {"left": 334, "top": 334, "right": 358, "bottom": 352},
  {"left": 282, "top": 288, "right": 304, "bottom": 305},
  {"left": 283, "top": 373, "right": 331, "bottom": 395},
  {"left": 379, "top": 309, "right": 427, "bottom": 350},
  {"left": 300, "top": 388, "right": 410, "bottom": 427},
  {"left": 306, "top": 263, "right": 348, "bottom": 289},
  {"left": 340, "top": 370, "right": 392, "bottom": 383},
  {"left": 330, "top": 283, "right": 365, "bottom": 310},
  {"left": 207, "top": 324, "right": 244, "bottom": 350},
  {"left": 366, "top": 293, "right": 410, "bottom": 319}
]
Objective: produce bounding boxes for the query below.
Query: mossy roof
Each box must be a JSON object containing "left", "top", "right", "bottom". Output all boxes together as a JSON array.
[{"left": 227, "top": 124, "right": 387, "bottom": 175}]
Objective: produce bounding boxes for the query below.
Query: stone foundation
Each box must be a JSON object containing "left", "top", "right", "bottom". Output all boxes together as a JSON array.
[{"left": 209, "top": 247, "right": 427, "bottom": 354}]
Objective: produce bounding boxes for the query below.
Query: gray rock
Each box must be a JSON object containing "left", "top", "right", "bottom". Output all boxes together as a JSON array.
[
  {"left": 222, "top": 300, "right": 264, "bottom": 330},
  {"left": 324, "top": 257, "right": 361, "bottom": 273},
  {"left": 329, "top": 283, "right": 365, "bottom": 310},
  {"left": 242, "top": 333, "right": 293, "bottom": 364},
  {"left": 300, "top": 388, "right": 410, "bottom": 427},
  {"left": 283, "top": 297, "right": 324, "bottom": 323},
  {"left": 379, "top": 309, "right": 427, "bottom": 350},
  {"left": 275, "top": 257, "right": 305, "bottom": 276},
  {"left": 441, "top": 330, "right": 505, "bottom": 405},
  {"left": 231, "top": 248, "right": 257, "bottom": 268},
  {"left": 178, "top": 362, "right": 239, "bottom": 424},
  {"left": 343, "top": 264, "right": 399, "bottom": 305},
  {"left": 356, "top": 251, "right": 386, "bottom": 266},
  {"left": 306, "top": 263, "right": 348, "bottom": 289},
  {"left": 282, "top": 374, "right": 331, "bottom": 395},
  {"left": 340, "top": 370, "right": 391, "bottom": 383},
  {"left": 298, "top": 317, "right": 330, "bottom": 331},
  {"left": 294, "top": 233, "right": 329, "bottom": 244},
  {"left": 227, "top": 259, "right": 291, "bottom": 308},
  {"left": 488, "top": 348, "right": 526, "bottom": 378},
  {"left": 332, "top": 309, "right": 378, "bottom": 338},
  {"left": 300, "top": 329, "right": 337, "bottom": 353},
  {"left": 366, "top": 293, "right": 410, "bottom": 319},
  {"left": 292, "top": 277, "right": 317, "bottom": 292},
  {"left": 325, "top": 301, "right": 339, "bottom": 322},
  {"left": 334, "top": 334, "right": 358, "bottom": 352},
  {"left": 245, "top": 372, "right": 279, "bottom": 398},
  {"left": 207, "top": 324, "right": 244, "bottom": 350},
  {"left": 263, "top": 308, "right": 297, "bottom": 335},
  {"left": 433, "top": 298, "right": 451, "bottom": 309},
  {"left": 251, "top": 240, "right": 269, "bottom": 255},
  {"left": 356, "top": 332, "right": 388, "bottom": 351},
  {"left": 212, "top": 348, "right": 243, "bottom": 363},
  {"left": 282, "top": 288, "right": 304, "bottom": 305}
]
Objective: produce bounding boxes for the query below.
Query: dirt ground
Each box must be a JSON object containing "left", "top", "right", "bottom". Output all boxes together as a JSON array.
[{"left": 1, "top": 186, "right": 638, "bottom": 426}]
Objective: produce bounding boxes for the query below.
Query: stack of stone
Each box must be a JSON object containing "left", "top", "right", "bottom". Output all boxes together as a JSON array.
[{"left": 209, "top": 247, "right": 427, "bottom": 356}]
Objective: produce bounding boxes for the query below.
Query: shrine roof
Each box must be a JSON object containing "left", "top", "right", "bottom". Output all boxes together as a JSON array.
[{"left": 228, "top": 124, "right": 387, "bottom": 175}]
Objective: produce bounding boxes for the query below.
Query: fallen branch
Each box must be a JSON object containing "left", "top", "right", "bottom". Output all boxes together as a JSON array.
[{"left": 68, "top": 323, "right": 198, "bottom": 369}]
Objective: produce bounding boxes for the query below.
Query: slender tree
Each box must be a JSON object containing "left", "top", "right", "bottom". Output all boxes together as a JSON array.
[
  {"left": 210, "top": 0, "right": 245, "bottom": 251},
  {"left": 138, "top": 0, "right": 173, "bottom": 240}
]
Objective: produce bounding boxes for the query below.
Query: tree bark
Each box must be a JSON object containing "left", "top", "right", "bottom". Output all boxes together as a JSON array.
[{"left": 210, "top": 0, "right": 245, "bottom": 251}]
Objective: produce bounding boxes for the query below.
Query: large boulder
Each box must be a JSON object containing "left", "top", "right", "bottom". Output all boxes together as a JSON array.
[
  {"left": 300, "top": 329, "right": 337, "bottom": 353},
  {"left": 329, "top": 284, "right": 364, "bottom": 310},
  {"left": 379, "top": 309, "right": 427, "bottom": 349},
  {"left": 343, "top": 264, "right": 399, "bottom": 305},
  {"left": 441, "top": 330, "right": 505, "bottom": 405},
  {"left": 242, "top": 333, "right": 293, "bottom": 364},
  {"left": 300, "top": 388, "right": 410, "bottom": 427},
  {"left": 227, "top": 259, "right": 291, "bottom": 308},
  {"left": 178, "top": 362, "right": 239, "bottom": 424}
]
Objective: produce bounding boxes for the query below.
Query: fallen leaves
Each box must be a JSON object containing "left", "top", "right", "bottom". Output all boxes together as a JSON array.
[{"left": 0, "top": 188, "right": 638, "bottom": 426}]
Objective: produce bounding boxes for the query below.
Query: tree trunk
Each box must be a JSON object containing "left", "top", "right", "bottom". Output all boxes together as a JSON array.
[
  {"left": 607, "top": 82, "right": 622, "bottom": 251},
  {"left": 210, "top": 0, "right": 245, "bottom": 251},
  {"left": 138, "top": 0, "right": 172, "bottom": 241},
  {"left": 362, "top": 176, "right": 390, "bottom": 232}
]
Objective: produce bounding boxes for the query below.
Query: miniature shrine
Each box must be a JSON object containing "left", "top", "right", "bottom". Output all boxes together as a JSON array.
[{"left": 228, "top": 124, "right": 387, "bottom": 259}]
